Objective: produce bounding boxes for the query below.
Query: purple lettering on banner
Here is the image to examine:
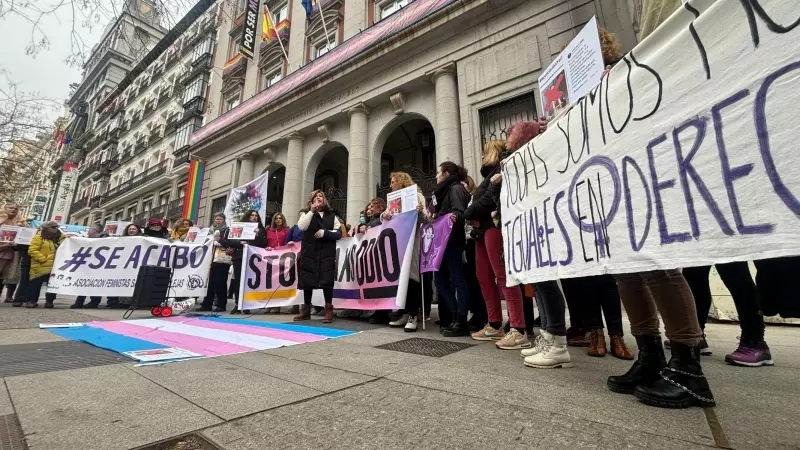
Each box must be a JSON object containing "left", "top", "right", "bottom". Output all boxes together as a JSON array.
[
  {"left": 419, "top": 214, "right": 454, "bottom": 273},
  {"left": 124, "top": 245, "right": 142, "bottom": 269},
  {"left": 88, "top": 247, "right": 110, "bottom": 269},
  {"left": 553, "top": 190, "right": 573, "bottom": 266},
  {"left": 647, "top": 134, "right": 692, "bottom": 244},
  {"left": 622, "top": 156, "right": 652, "bottom": 252},
  {"left": 105, "top": 247, "right": 124, "bottom": 269}
]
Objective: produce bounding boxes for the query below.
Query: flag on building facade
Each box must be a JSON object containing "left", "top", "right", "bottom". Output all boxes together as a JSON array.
[
  {"left": 181, "top": 157, "right": 205, "bottom": 223},
  {"left": 262, "top": 7, "right": 290, "bottom": 41},
  {"left": 301, "top": 0, "right": 314, "bottom": 20}
]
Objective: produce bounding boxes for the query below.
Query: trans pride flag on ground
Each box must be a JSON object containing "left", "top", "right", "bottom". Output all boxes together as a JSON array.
[{"left": 46, "top": 316, "right": 357, "bottom": 364}]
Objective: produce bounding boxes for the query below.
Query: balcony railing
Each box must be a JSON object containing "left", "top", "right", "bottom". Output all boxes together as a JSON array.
[
  {"left": 135, "top": 138, "right": 149, "bottom": 152},
  {"left": 173, "top": 147, "right": 190, "bottom": 167},
  {"left": 103, "top": 161, "right": 170, "bottom": 203},
  {"left": 157, "top": 89, "right": 172, "bottom": 107},
  {"left": 89, "top": 196, "right": 103, "bottom": 209},
  {"left": 78, "top": 160, "right": 101, "bottom": 182},
  {"left": 166, "top": 198, "right": 184, "bottom": 219},
  {"left": 149, "top": 128, "right": 164, "bottom": 147},
  {"left": 119, "top": 146, "right": 135, "bottom": 165},
  {"left": 71, "top": 197, "right": 89, "bottom": 212}
]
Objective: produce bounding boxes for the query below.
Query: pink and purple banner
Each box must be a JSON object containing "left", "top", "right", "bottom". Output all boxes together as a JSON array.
[
  {"left": 419, "top": 214, "right": 454, "bottom": 273},
  {"left": 241, "top": 210, "right": 417, "bottom": 310}
]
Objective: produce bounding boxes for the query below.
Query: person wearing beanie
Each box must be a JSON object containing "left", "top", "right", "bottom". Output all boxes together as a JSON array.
[{"left": 144, "top": 218, "right": 169, "bottom": 239}]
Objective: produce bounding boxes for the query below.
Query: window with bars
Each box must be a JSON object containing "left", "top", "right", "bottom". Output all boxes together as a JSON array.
[
  {"left": 210, "top": 196, "right": 227, "bottom": 225},
  {"left": 478, "top": 93, "right": 538, "bottom": 148}
]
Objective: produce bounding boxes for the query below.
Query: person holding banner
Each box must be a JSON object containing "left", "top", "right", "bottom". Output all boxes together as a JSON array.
[
  {"left": 428, "top": 161, "right": 471, "bottom": 337},
  {"left": 144, "top": 218, "right": 169, "bottom": 239},
  {"left": 170, "top": 218, "right": 193, "bottom": 242},
  {"left": 0, "top": 203, "right": 27, "bottom": 302},
  {"left": 222, "top": 209, "right": 267, "bottom": 315},
  {"left": 465, "top": 140, "right": 530, "bottom": 350},
  {"left": 293, "top": 190, "right": 342, "bottom": 324},
  {"left": 200, "top": 213, "right": 233, "bottom": 313},
  {"left": 264, "top": 212, "right": 290, "bottom": 313},
  {"left": 24, "top": 221, "right": 65, "bottom": 308},
  {"left": 381, "top": 171, "right": 428, "bottom": 332}
]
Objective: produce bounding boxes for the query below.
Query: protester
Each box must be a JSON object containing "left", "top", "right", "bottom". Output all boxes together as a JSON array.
[
  {"left": 221, "top": 209, "right": 267, "bottom": 314},
  {"left": 170, "top": 218, "right": 192, "bottom": 242},
  {"left": 293, "top": 190, "right": 341, "bottom": 323},
  {"left": 361, "top": 198, "right": 392, "bottom": 324},
  {"left": 461, "top": 175, "right": 488, "bottom": 332},
  {"left": 200, "top": 213, "right": 233, "bottom": 312},
  {"left": 680, "top": 263, "right": 772, "bottom": 366},
  {"left": 492, "top": 121, "right": 571, "bottom": 369},
  {"left": 0, "top": 203, "right": 27, "bottom": 302},
  {"left": 23, "top": 221, "right": 64, "bottom": 308},
  {"left": 284, "top": 209, "right": 306, "bottom": 244},
  {"left": 9, "top": 238, "right": 31, "bottom": 307},
  {"left": 144, "top": 218, "right": 169, "bottom": 239},
  {"left": 266, "top": 213, "right": 289, "bottom": 249},
  {"left": 381, "top": 171, "right": 428, "bottom": 332},
  {"left": 426, "top": 161, "right": 471, "bottom": 337},
  {"left": 466, "top": 140, "right": 530, "bottom": 349},
  {"left": 70, "top": 224, "right": 111, "bottom": 309}
]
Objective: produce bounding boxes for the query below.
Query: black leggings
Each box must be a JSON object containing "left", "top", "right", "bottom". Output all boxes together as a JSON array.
[{"left": 304, "top": 288, "right": 332, "bottom": 305}]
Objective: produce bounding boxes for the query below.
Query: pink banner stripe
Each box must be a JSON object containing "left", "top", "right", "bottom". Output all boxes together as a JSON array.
[
  {"left": 161, "top": 317, "right": 329, "bottom": 343},
  {"left": 89, "top": 321, "right": 255, "bottom": 357}
]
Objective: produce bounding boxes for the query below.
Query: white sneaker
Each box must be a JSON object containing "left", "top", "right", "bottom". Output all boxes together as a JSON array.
[
  {"left": 390, "top": 314, "right": 410, "bottom": 327},
  {"left": 524, "top": 333, "right": 573, "bottom": 369},
  {"left": 404, "top": 316, "right": 418, "bottom": 332},
  {"left": 520, "top": 331, "right": 549, "bottom": 358},
  {"left": 496, "top": 330, "right": 531, "bottom": 350}
]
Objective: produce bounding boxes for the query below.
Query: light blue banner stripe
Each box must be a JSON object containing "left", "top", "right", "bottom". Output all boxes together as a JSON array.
[
  {"left": 198, "top": 316, "right": 357, "bottom": 338},
  {"left": 48, "top": 326, "right": 169, "bottom": 354}
]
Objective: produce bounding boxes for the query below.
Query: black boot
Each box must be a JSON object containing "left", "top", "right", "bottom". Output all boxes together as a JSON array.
[
  {"left": 634, "top": 340, "right": 716, "bottom": 409},
  {"left": 442, "top": 315, "right": 470, "bottom": 337},
  {"left": 607, "top": 335, "right": 666, "bottom": 395}
]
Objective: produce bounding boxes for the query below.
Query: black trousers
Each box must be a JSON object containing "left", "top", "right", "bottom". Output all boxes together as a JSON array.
[
  {"left": 74, "top": 296, "right": 102, "bottom": 306},
  {"left": 231, "top": 259, "right": 243, "bottom": 310},
  {"left": 203, "top": 262, "right": 230, "bottom": 310},
  {"left": 464, "top": 239, "right": 487, "bottom": 323},
  {"left": 522, "top": 289, "right": 535, "bottom": 332},
  {"left": 561, "top": 275, "right": 624, "bottom": 336},
  {"left": 303, "top": 288, "right": 332, "bottom": 305},
  {"left": 404, "top": 278, "right": 422, "bottom": 316},
  {"left": 26, "top": 275, "right": 56, "bottom": 304},
  {"left": 683, "top": 262, "right": 764, "bottom": 341},
  {"left": 13, "top": 258, "right": 30, "bottom": 303}
]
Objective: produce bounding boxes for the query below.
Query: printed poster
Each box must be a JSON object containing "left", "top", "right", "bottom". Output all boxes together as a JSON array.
[
  {"left": 122, "top": 348, "right": 203, "bottom": 362},
  {"left": 386, "top": 185, "right": 419, "bottom": 214},
  {"left": 185, "top": 227, "right": 209, "bottom": 244},
  {"left": 230, "top": 222, "right": 258, "bottom": 240},
  {"left": 223, "top": 172, "right": 269, "bottom": 226},
  {"left": 13, "top": 228, "right": 36, "bottom": 245},
  {"left": 419, "top": 214, "right": 454, "bottom": 273},
  {"left": 0, "top": 226, "right": 19, "bottom": 243},
  {"left": 538, "top": 16, "right": 604, "bottom": 120}
]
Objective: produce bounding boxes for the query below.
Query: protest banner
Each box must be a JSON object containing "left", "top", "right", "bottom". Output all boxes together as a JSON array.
[
  {"left": 47, "top": 236, "right": 214, "bottom": 297},
  {"left": 103, "top": 221, "right": 127, "bottom": 236},
  {"left": 501, "top": 0, "right": 800, "bottom": 286},
  {"left": 13, "top": 228, "right": 36, "bottom": 245},
  {"left": 539, "top": 16, "right": 604, "bottom": 120},
  {"left": 419, "top": 214, "right": 454, "bottom": 273},
  {"left": 223, "top": 172, "right": 269, "bottom": 225},
  {"left": 185, "top": 227, "right": 209, "bottom": 244},
  {"left": 230, "top": 222, "right": 258, "bottom": 240},
  {"left": 0, "top": 226, "right": 19, "bottom": 243},
  {"left": 241, "top": 210, "right": 417, "bottom": 310}
]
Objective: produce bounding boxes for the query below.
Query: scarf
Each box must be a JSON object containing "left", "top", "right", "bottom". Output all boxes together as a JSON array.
[
  {"left": 433, "top": 174, "right": 459, "bottom": 209},
  {"left": 42, "top": 229, "right": 62, "bottom": 242},
  {"left": 171, "top": 227, "right": 189, "bottom": 240},
  {"left": 211, "top": 222, "right": 228, "bottom": 233}
]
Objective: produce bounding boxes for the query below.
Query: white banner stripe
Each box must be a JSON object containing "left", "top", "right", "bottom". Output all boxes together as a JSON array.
[{"left": 130, "top": 319, "right": 299, "bottom": 350}]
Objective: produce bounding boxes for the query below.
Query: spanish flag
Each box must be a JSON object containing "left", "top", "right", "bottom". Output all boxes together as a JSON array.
[{"left": 262, "top": 7, "right": 276, "bottom": 41}]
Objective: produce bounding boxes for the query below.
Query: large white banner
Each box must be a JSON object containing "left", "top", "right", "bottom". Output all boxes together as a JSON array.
[
  {"left": 47, "top": 236, "right": 214, "bottom": 297},
  {"left": 50, "top": 161, "right": 78, "bottom": 223},
  {"left": 223, "top": 172, "right": 269, "bottom": 226},
  {"left": 501, "top": 0, "right": 800, "bottom": 285}
]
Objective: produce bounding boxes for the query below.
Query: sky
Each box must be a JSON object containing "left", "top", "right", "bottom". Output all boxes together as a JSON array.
[{"left": 0, "top": 8, "right": 108, "bottom": 123}]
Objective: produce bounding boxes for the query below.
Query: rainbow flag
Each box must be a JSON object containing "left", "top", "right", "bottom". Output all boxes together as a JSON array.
[
  {"left": 263, "top": 7, "right": 290, "bottom": 41},
  {"left": 182, "top": 157, "right": 205, "bottom": 223}
]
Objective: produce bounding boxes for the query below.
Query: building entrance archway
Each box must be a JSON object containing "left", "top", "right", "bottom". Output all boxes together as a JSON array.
[
  {"left": 311, "top": 144, "right": 349, "bottom": 219},
  {"left": 375, "top": 117, "right": 437, "bottom": 201}
]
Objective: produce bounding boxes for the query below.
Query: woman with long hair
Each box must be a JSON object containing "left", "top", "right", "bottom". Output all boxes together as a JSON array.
[
  {"left": 266, "top": 213, "right": 290, "bottom": 249},
  {"left": 221, "top": 209, "right": 267, "bottom": 314},
  {"left": 170, "top": 218, "right": 192, "bottom": 242},
  {"left": 466, "top": 140, "right": 529, "bottom": 350},
  {"left": 0, "top": 203, "right": 28, "bottom": 303},
  {"left": 428, "top": 161, "right": 471, "bottom": 337},
  {"left": 293, "top": 190, "right": 342, "bottom": 323},
  {"left": 381, "top": 171, "right": 428, "bottom": 332}
]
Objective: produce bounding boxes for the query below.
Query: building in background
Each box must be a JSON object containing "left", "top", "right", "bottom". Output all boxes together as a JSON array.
[
  {"left": 187, "top": 0, "right": 641, "bottom": 227},
  {"left": 47, "top": 0, "right": 168, "bottom": 224},
  {"left": 68, "top": 2, "right": 220, "bottom": 227},
  {"left": 11, "top": 131, "right": 61, "bottom": 221}
]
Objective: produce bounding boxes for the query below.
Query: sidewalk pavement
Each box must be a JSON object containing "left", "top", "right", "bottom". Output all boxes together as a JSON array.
[{"left": 1, "top": 299, "right": 799, "bottom": 450}]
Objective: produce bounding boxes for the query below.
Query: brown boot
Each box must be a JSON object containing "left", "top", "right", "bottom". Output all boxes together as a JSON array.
[
  {"left": 610, "top": 335, "right": 635, "bottom": 360},
  {"left": 588, "top": 329, "right": 607, "bottom": 357},
  {"left": 567, "top": 327, "right": 590, "bottom": 347},
  {"left": 293, "top": 304, "right": 311, "bottom": 321},
  {"left": 322, "top": 304, "right": 334, "bottom": 324},
  {"left": 288, "top": 305, "right": 300, "bottom": 315}
]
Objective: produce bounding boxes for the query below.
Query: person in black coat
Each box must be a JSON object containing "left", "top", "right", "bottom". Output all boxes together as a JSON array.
[
  {"left": 221, "top": 209, "right": 268, "bottom": 314},
  {"left": 293, "top": 190, "right": 342, "bottom": 323},
  {"left": 428, "top": 161, "right": 471, "bottom": 337}
]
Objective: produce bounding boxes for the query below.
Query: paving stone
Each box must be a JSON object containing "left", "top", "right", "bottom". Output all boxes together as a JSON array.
[{"left": 0, "top": 330, "right": 65, "bottom": 346}]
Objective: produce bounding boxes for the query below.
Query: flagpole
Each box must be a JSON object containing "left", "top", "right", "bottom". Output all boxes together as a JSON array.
[
  {"left": 264, "top": 5, "right": 290, "bottom": 63},
  {"left": 317, "top": 0, "right": 333, "bottom": 49}
]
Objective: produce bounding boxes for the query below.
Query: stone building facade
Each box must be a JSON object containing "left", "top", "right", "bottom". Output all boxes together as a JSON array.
[{"left": 188, "top": 0, "right": 643, "bottom": 227}]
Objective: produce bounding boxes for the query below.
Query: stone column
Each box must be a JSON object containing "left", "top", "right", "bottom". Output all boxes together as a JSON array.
[
  {"left": 282, "top": 132, "right": 305, "bottom": 225},
  {"left": 237, "top": 153, "right": 255, "bottom": 185},
  {"left": 431, "top": 63, "right": 463, "bottom": 166},
  {"left": 345, "top": 102, "right": 370, "bottom": 227}
]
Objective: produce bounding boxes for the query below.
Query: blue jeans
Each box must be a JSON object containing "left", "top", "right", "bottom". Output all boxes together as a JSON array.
[{"left": 434, "top": 242, "right": 470, "bottom": 317}]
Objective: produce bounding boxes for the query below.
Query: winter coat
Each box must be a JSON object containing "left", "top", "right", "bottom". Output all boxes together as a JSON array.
[
  {"left": 211, "top": 227, "right": 233, "bottom": 264},
  {"left": 266, "top": 227, "right": 289, "bottom": 248},
  {"left": 284, "top": 225, "right": 304, "bottom": 244},
  {"left": 297, "top": 208, "right": 341, "bottom": 290},
  {"left": 28, "top": 231, "right": 66, "bottom": 280},
  {"left": 221, "top": 224, "right": 267, "bottom": 262},
  {"left": 432, "top": 176, "right": 470, "bottom": 246},
  {"left": 464, "top": 164, "right": 502, "bottom": 240}
]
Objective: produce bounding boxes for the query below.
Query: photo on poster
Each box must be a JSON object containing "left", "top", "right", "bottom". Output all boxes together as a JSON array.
[
  {"left": 542, "top": 69, "right": 569, "bottom": 119},
  {"left": 0, "top": 226, "right": 20, "bottom": 243}
]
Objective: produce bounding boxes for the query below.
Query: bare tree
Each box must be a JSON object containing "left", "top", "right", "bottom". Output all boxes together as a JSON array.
[{"left": 0, "top": 71, "right": 60, "bottom": 201}]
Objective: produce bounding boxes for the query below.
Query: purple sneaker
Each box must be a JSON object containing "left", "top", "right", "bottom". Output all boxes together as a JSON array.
[{"left": 725, "top": 341, "right": 774, "bottom": 367}]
